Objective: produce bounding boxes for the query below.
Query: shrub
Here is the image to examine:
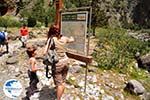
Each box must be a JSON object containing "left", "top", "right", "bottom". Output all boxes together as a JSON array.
[
  {"left": 0, "top": 16, "right": 22, "bottom": 27},
  {"left": 93, "top": 28, "right": 150, "bottom": 70},
  {"left": 122, "top": 23, "right": 141, "bottom": 30},
  {"left": 27, "top": 17, "right": 36, "bottom": 27},
  {"left": 35, "top": 21, "right": 43, "bottom": 27}
]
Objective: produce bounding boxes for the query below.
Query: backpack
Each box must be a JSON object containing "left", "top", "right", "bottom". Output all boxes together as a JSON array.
[
  {"left": 43, "top": 38, "right": 59, "bottom": 79},
  {"left": 43, "top": 38, "right": 59, "bottom": 65},
  {"left": 0, "top": 31, "right": 5, "bottom": 40}
]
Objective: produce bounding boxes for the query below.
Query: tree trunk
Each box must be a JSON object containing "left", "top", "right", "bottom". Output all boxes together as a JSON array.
[{"left": 92, "top": 27, "right": 96, "bottom": 36}]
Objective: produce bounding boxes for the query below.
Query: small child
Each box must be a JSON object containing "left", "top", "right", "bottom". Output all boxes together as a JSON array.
[{"left": 25, "top": 44, "right": 41, "bottom": 100}]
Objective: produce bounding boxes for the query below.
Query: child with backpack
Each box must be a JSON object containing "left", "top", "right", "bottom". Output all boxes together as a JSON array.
[{"left": 0, "top": 27, "right": 9, "bottom": 55}]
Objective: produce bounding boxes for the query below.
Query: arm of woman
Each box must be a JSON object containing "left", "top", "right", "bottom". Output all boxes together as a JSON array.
[
  {"left": 43, "top": 38, "right": 51, "bottom": 55},
  {"left": 67, "top": 36, "right": 74, "bottom": 43},
  {"left": 43, "top": 43, "right": 49, "bottom": 55}
]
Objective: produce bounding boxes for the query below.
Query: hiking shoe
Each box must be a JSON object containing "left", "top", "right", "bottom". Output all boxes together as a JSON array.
[
  {"left": 33, "top": 88, "right": 41, "bottom": 92},
  {"left": 3, "top": 51, "right": 9, "bottom": 54},
  {"left": 22, "top": 96, "right": 30, "bottom": 100},
  {"left": 0, "top": 52, "right": 2, "bottom": 56},
  {"left": 31, "top": 93, "right": 40, "bottom": 98}
]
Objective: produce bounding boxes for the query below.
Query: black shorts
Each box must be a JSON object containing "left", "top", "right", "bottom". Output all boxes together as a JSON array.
[{"left": 0, "top": 39, "right": 6, "bottom": 46}]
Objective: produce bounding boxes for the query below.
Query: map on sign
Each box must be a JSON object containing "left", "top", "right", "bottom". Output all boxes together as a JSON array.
[{"left": 61, "top": 11, "right": 88, "bottom": 55}]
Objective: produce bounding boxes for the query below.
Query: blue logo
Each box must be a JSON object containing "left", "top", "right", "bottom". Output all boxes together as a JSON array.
[{"left": 3, "top": 79, "right": 22, "bottom": 98}]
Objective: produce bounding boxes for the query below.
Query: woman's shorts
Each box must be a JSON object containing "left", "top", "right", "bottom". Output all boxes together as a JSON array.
[{"left": 52, "top": 59, "right": 70, "bottom": 86}]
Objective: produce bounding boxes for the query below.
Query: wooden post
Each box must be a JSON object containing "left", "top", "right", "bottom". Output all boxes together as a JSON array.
[
  {"left": 66, "top": 52, "right": 92, "bottom": 93},
  {"left": 66, "top": 52, "right": 92, "bottom": 64},
  {"left": 55, "top": 0, "right": 63, "bottom": 30},
  {"left": 84, "top": 6, "right": 92, "bottom": 93}
]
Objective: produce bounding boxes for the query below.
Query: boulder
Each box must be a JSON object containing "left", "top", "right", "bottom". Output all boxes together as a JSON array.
[
  {"left": 136, "top": 53, "right": 150, "bottom": 72},
  {"left": 6, "top": 56, "right": 18, "bottom": 64},
  {"left": 124, "top": 80, "right": 146, "bottom": 95},
  {"left": 141, "top": 92, "right": 150, "bottom": 100}
]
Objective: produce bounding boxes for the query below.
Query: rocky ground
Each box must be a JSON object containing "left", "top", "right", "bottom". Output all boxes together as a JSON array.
[{"left": 0, "top": 29, "right": 150, "bottom": 100}]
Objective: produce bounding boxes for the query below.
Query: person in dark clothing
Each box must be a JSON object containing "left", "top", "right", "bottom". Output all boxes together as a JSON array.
[{"left": 0, "top": 26, "right": 9, "bottom": 55}]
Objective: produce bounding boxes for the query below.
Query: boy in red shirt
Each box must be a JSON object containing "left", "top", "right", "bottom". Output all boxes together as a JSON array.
[{"left": 20, "top": 24, "right": 28, "bottom": 47}]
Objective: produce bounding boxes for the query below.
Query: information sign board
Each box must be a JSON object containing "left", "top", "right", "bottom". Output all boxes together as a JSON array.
[{"left": 61, "top": 11, "right": 88, "bottom": 55}]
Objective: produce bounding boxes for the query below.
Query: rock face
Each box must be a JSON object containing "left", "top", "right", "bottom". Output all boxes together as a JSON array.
[
  {"left": 124, "top": 80, "right": 146, "bottom": 95},
  {"left": 91, "top": 0, "right": 150, "bottom": 28},
  {"left": 0, "top": 1, "right": 17, "bottom": 16},
  {"left": 132, "top": 0, "right": 150, "bottom": 28},
  {"left": 0, "top": 0, "right": 8, "bottom": 16}
]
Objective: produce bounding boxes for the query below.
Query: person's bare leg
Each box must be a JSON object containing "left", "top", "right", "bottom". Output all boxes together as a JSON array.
[
  {"left": 6, "top": 42, "right": 9, "bottom": 53},
  {"left": 57, "top": 83, "right": 65, "bottom": 100},
  {"left": 0, "top": 46, "right": 3, "bottom": 53},
  {"left": 0, "top": 47, "right": 2, "bottom": 52}
]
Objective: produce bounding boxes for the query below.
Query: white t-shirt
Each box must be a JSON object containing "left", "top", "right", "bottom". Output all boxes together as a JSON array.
[
  {"left": 4, "top": 31, "right": 8, "bottom": 37},
  {"left": 2, "top": 31, "right": 8, "bottom": 37}
]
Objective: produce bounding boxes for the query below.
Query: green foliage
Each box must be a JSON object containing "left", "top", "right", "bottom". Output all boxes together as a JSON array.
[
  {"left": 122, "top": 23, "right": 141, "bottom": 30},
  {"left": 32, "top": 0, "right": 45, "bottom": 22},
  {"left": 113, "top": 0, "right": 128, "bottom": 9},
  {"left": 64, "top": 0, "right": 91, "bottom": 8},
  {"left": 19, "top": 0, "right": 54, "bottom": 27},
  {"left": 27, "top": 17, "right": 36, "bottom": 27},
  {"left": 93, "top": 9, "right": 108, "bottom": 27},
  {"left": 1, "top": 0, "right": 150, "bottom": 29},
  {"left": 126, "top": 66, "right": 150, "bottom": 91},
  {"left": 47, "top": 5, "right": 55, "bottom": 24},
  {"left": 93, "top": 28, "right": 150, "bottom": 70},
  {"left": 63, "top": 0, "right": 76, "bottom": 8},
  {"left": 91, "top": 0, "right": 108, "bottom": 34},
  {"left": 0, "top": 16, "right": 22, "bottom": 27},
  {"left": 35, "top": 21, "right": 43, "bottom": 27}
]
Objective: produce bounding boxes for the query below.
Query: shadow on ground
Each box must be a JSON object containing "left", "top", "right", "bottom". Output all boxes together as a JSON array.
[
  {"left": 39, "top": 86, "right": 56, "bottom": 100},
  {"left": 22, "top": 86, "right": 56, "bottom": 100},
  {"left": 0, "top": 51, "right": 9, "bottom": 56}
]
